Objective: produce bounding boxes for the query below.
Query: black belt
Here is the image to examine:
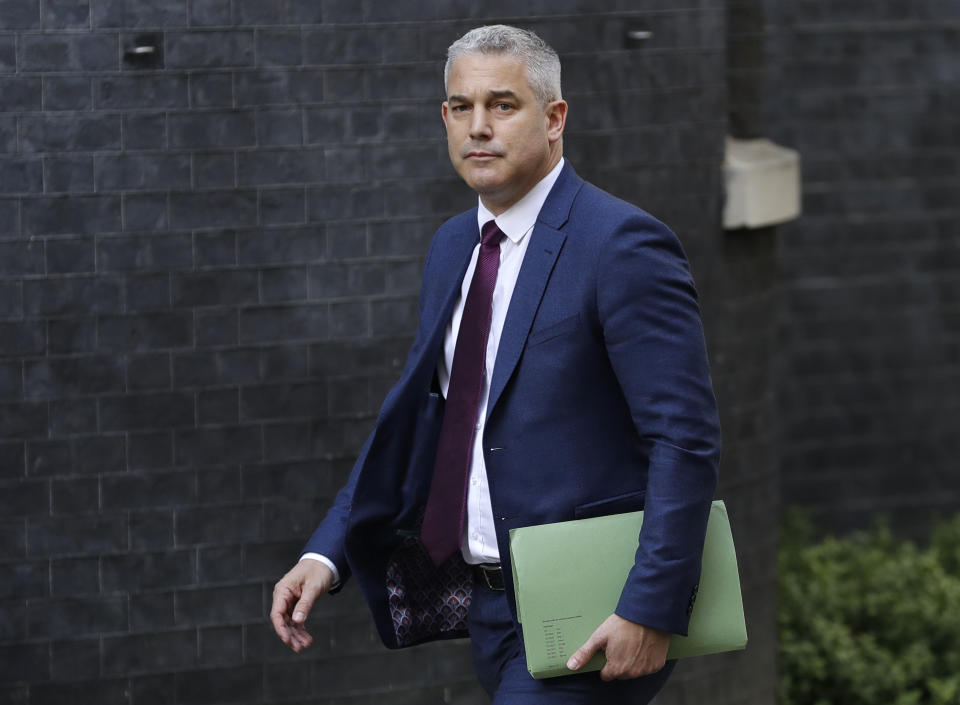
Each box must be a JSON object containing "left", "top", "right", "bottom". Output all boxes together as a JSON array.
[{"left": 471, "top": 563, "right": 505, "bottom": 591}]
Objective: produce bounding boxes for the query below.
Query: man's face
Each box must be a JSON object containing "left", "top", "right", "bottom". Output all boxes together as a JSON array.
[{"left": 442, "top": 53, "right": 567, "bottom": 215}]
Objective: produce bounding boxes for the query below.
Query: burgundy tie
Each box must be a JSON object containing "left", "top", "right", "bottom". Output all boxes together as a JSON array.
[{"left": 421, "top": 220, "right": 505, "bottom": 566}]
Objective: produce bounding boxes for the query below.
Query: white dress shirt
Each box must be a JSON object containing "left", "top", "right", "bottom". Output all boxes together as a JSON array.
[{"left": 303, "top": 158, "right": 566, "bottom": 578}]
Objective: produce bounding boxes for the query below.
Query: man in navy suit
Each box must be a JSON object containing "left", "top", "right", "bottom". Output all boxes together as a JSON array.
[{"left": 271, "top": 25, "right": 720, "bottom": 704}]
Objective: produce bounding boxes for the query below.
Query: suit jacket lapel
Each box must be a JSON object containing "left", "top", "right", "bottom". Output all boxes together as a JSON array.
[{"left": 486, "top": 163, "right": 583, "bottom": 417}]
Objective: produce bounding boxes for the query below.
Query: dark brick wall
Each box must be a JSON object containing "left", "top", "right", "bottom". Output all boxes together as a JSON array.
[
  {"left": 765, "top": 0, "right": 960, "bottom": 536},
  {"left": 0, "top": 2, "right": 777, "bottom": 704}
]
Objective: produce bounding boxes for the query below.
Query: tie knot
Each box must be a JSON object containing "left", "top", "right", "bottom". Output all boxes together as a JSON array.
[{"left": 481, "top": 221, "right": 504, "bottom": 248}]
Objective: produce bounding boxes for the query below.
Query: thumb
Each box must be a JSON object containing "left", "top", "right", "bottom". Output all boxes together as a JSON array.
[
  {"left": 292, "top": 589, "right": 318, "bottom": 624},
  {"left": 567, "top": 630, "right": 606, "bottom": 671}
]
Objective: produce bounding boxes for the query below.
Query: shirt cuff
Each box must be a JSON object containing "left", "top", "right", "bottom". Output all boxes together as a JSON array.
[{"left": 299, "top": 552, "right": 341, "bottom": 587}]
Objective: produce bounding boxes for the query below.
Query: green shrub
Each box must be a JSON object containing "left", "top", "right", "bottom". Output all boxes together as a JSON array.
[{"left": 779, "top": 512, "right": 960, "bottom": 705}]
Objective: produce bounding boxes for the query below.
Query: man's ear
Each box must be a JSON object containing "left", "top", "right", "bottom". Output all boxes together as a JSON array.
[
  {"left": 546, "top": 100, "right": 568, "bottom": 143},
  {"left": 441, "top": 101, "right": 449, "bottom": 131}
]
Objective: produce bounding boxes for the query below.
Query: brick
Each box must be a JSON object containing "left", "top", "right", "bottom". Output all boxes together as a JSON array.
[
  {"left": 323, "top": 67, "right": 364, "bottom": 101},
  {"left": 256, "top": 107, "right": 303, "bottom": 146},
  {"left": 49, "top": 400, "right": 97, "bottom": 435},
  {"left": 197, "top": 544, "right": 240, "bottom": 584},
  {"left": 103, "top": 629, "right": 198, "bottom": 676},
  {"left": 46, "top": 237, "right": 95, "bottom": 273},
  {"left": 0, "top": 561, "right": 48, "bottom": 599},
  {"left": 239, "top": 147, "right": 324, "bottom": 186},
  {"left": 262, "top": 266, "right": 308, "bottom": 302},
  {"left": 193, "top": 151, "right": 235, "bottom": 187},
  {"left": 129, "top": 510, "right": 174, "bottom": 550},
  {"left": 198, "top": 625, "right": 243, "bottom": 667},
  {"left": 102, "top": 550, "right": 195, "bottom": 591},
  {"left": 0, "top": 402, "right": 48, "bottom": 439},
  {"left": 262, "top": 421, "right": 311, "bottom": 461},
  {"left": 28, "top": 515, "right": 127, "bottom": 556},
  {"left": 190, "top": 0, "right": 231, "bottom": 26},
  {"left": 329, "top": 300, "right": 368, "bottom": 338},
  {"left": 24, "top": 276, "right": 122, "bottom": 315},
  {"left": 233, "top": 0, "right": 322, "bottom": 25},
  {"left": 95, "top": 154, "right": 191, "bottom": 191},
  {"left": 0, "top": 0, "right": 40, "bottom": 28},
  {"left": 239, "top": 304, "right": 327, "bottom": 344},
  {"left": 51, "top": 556, "right": 99, "bottom": 595},
  {"left": 23, "top": 195, "right": 121, "bottom": 235},
  {"left": 324, "top": 145, "right": 365, "bottom": 181},
  {"left": 186, "top": 71, "right": 233, "bottom": 107},
  {"left": 42, "top": 0, "right": 90, "bottom": 28},
  {"left": 0, "top": 118, "right": 16, "bottom": 154},
  {"left": 176, "top": 583, "right": 261, "bottom": 627},
  {"left": 99, "top": 391, "right": 194, "bottom": 431},
  {"left": 326, "top": 222, "right": 366, "bottom": 258},
  {"left": 241, "top": 382, "right": 324, "bottom": 422},
  {"left": 0, "top": 282, "right": 21, "bottom": 318},
  {"left": 20, "top": 33, "right": 117, "bottom": 71},
  {"left": 218, "top": 349, "right": 260, "bottom": 384},
  {"left": 172, "top": 270, "right": 259, "bottom": 306},
  {"left": 172, "top": 352, "right": 216, "bottom": 387},
  {"left": 309, "top": 261, "right": 385, "bottom": 298},
  {"left": 166, "top": 30, "right": 254, "bottom": 68},
  {"left": 198, "top": 388, "right": 238, "bottom": 425},
  {"left": 169, "top": 110, "right": 255, "bottom": 148},
  {"left": 0, "top": 158, "right": 43, "bottom": 194},
  {"left": 304, "top": 106, "right": 347, "bottom": 144},
  {"left": 195, "top": 308, "right": 237, "bottom": 346},
  {"left": 126, "top": 273, "right": 171, "bottom": 312},
  {"left": 102, "top": 470, "right": 195, "bottom": 510},
  {"left": 123, "top": 192, "right": 169, "bottom": 231},
  {"left": 257, "top": 29, "right": 302, "bottom": 67},
  {"left": 196, "top": 465, "right": 241, "bottom": 504},
  {"left": 260, "top": 186, "right": 305, "bottom": 225},
  {"left": 32, "top": 679, "right": 130, "bottom": 705},
  {"left": 261, "top": 345, "right": 307, "bottom": 380},
  {"left": 123, "top": 113, "right": 167, "bottom": 150},
  {"left": 91, "top": 0, "right": 188, "bottom": 28},
  {"left": 0, "top": 642, "right": 48, "bottom": 682},
  {"left": 98, "top": 233, "right": 192, "bottom": 272},
  {"left": 27, "top": 440, "right": 71, "bottom": 476},
  {"left": 0, "top": 599, "right": 27, "bottom": 641},
  {"left": 27, "top": 596, "right": 126, "bottom": 638},
  {"left": 25, "top": 355, "right": 124, "bottom": 400},
  {"left": 265, "top": 661, "right": 311, "bottom": 700},
  {"left": 128, "top": 431, "right": 173, "bottom": 470},
  {"left": 177, "top": 665, "right": 262, "bottom": 705},
  {"left": 195, "top": 230, "right": 236, "bottom": 267},
  {"left": 243, "top": 539, "right": 299, "bottom": 580},
  {"left": 0, "top": 479, "right": 49, "bottom": 518},
  {"left": 175, "top": 426, "right": 262, "bottom": 466},
  {"left": 52, "top": 477, "right": 99, "bottom": 514},
  {"left": 263, "top": 498, "right": 327, "bottom": 541},
  {"left": 48, "top": 317, "right": 97, "bottom": 354},
  {"left": 0, "top": 77, "right": 42, "bottom": 112},
  {"left": 169, "top": 189, "right": 257, "bottom": 229},
  {"left": 43, "top": 154, "right": 94, "bottom": 195},
  {"left": 98, "top": 311, "right": 193, "bottom": 351},
  {"left": 303, "top": 28, "right": 380, "bottom": 66},
  {"left": 127, "top": 352, "right": 171, "bottom": 391},
  {"left": 129, "top": 591, "right": 175, "bottom": 631},
  {"left": 307, "top": 183, "right": 383, "bottom": 221},
  {"left": 0, "top": 322, "right": 44, "bottom": 358},
  {"left": 0, "top": 442, "right": 25, "bottom": 479},
  {"left": 0, "top": 37, "right": 15, "bottom": 72},
  {"left": 95, "top": 74, "right": 189, "bottom": 109},
  {"left": 50, "top": 638, "right": 101, "bottom": 681},
  {"left": 234, "top": 68, "right": 325, "bottom": 105},
  {"left": 74, "top": 436, "right": 126, "bottom": 475},
  {"left": 21, "top": 115, "right": 121, "bottom": 152},
  {"left": 0, "top": 241, "right": 44, "bottom": 275},
  {"left": 175, "top": 503, "right": 261, "bottom": 544},
  {"left": 0, "top": 521, "right": 26, "bottom": 560}
]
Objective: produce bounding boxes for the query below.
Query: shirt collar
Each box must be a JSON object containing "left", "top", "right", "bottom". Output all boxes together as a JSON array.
[{"left": 476, "top": 157, "right": 565, "bottom": 245}]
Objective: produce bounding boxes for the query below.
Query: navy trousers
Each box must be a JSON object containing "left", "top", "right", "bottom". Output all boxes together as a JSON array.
[{"left": 467, "top": 580, "right": 676, "bottom": 704}]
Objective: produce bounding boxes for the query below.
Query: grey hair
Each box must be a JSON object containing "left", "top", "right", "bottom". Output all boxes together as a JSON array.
[{"left": 444, "top": 25, "right": 562, "bottom": 105}]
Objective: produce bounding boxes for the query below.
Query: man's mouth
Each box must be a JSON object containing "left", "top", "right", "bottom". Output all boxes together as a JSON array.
[{"left": 464, "top": 150, "right": 500, "bottom": 159}]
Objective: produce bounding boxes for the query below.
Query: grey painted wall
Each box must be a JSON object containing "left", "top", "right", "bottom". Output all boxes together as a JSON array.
[{"left": 0, "top": 1, "right": 777, "bottom": 704}]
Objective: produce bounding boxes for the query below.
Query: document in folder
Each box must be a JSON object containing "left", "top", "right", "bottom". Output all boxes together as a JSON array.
[{"left": 508, "top": 500, "right": 747, "bottom": 679}]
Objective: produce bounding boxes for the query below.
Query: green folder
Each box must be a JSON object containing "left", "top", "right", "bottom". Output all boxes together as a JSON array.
[{"left": 508, "top": 500, "right": 747, "bottom": 679}]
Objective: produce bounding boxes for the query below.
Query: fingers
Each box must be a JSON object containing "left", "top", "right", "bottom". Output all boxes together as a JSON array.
[
  {"left": 269, "top": 561, "right": 333, "bottom": 653},
  {"left": 566, "top": 631, "right": 604, "bottom": 672}
]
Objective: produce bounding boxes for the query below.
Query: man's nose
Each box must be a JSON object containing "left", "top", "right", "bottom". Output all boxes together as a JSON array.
[{"left": 469, "top": 109, "right": 492, "bottom": 140}]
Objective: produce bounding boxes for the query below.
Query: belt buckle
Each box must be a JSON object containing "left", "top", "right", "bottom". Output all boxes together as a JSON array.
[{"left": 478, "top": 564, "right": 504, "bottom": 591}]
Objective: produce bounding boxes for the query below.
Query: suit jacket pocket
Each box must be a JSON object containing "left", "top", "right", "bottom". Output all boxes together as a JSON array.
[
  {"left": 574, "top": 489, "right": 646, "bottom": 520},
  {"left": 526, "top": 313, "right": 580, "bottom": 348}
]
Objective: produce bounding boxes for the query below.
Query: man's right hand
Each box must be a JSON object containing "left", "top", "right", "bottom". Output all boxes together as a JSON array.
[{"left": 270, "top": 560, "right": 336, "bottom": 652}]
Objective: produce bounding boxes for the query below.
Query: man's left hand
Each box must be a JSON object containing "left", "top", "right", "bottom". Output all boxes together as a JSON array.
[{"left": 566, "top": 614, "right": 670, "bottom": 681}]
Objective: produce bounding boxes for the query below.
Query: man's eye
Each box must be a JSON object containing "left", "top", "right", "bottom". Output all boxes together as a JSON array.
[
  {"left": 495, "top": 103, "right": 513, "bottom": 111},
  {"left": 452, "top": 105, "right": 470, "bottom": 113}
]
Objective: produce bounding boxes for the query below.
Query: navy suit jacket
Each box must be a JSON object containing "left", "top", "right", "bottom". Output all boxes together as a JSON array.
[{"left": 304, "top": 162, "right": 721, "bottom": 650}]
